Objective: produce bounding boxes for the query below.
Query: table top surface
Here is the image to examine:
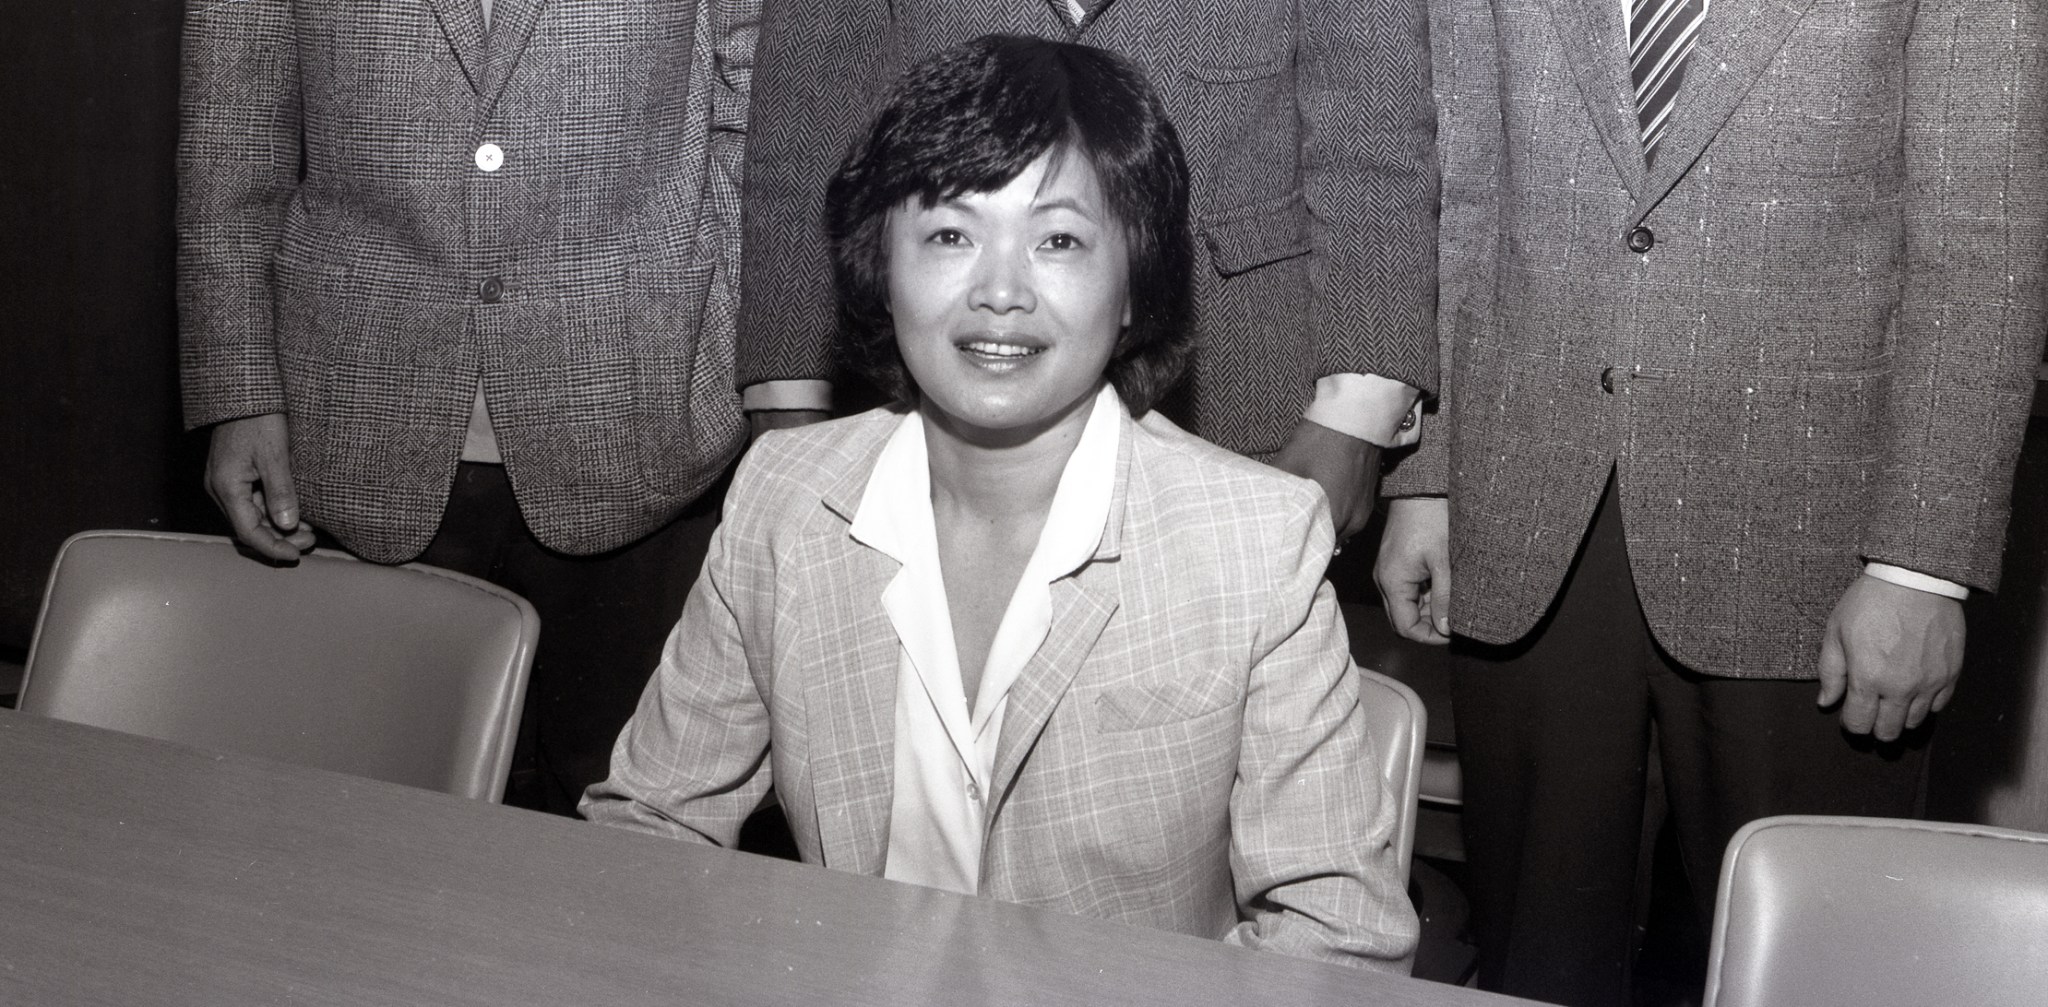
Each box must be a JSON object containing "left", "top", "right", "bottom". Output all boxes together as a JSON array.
[{"left": 0, "top": 708, "right": 1530, "bottom": 1006}]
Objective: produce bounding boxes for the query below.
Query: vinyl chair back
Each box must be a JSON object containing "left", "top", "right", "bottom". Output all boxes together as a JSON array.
[
  {"left": 1705, "top": 815, "right": 2048, "bottom": 1007},
  {"left": 1356, "top": 665, "right": 1427, "bottom": 880},
  {"left": 20, "top": 531, "right": 537, "bottom": 802}
]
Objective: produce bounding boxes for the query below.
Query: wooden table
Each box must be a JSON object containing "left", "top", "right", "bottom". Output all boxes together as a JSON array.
[{"left": 0, "top": 710, "right": 1532, "bottom": 1006}]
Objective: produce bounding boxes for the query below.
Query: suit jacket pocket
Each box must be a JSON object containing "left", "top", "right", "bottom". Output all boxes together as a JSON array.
[
  {"left": 1197, "top": 189, "right": 1310, "bottom": 277},
  {"left": 1090, "top": 674, "right": 1242, "bottom": 734}
]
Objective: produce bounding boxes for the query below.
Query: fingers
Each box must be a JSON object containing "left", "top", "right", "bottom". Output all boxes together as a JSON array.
[
  {"left": 1373, "top": 549, "right": 1448, "bottom": 645},
  {"left": 205, "top": 415, "right": 310, "bottom": 562},
  {"left": 1838, "top": 681, "right": 1881, "bottom": 737}
]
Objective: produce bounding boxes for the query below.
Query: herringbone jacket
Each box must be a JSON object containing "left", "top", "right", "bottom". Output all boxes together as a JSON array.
[
  {"left": 177, "top": 0, "right": 758, "bottom": 562},
  {"left": 584, "top": 403, "right": 1420, "bottom": 971},
  {"left": 1385, "top": 0, "right": 2048, "bottom": 677},
  {"left": 733, "top": 0, "right": 1437, "bottom": 455}
]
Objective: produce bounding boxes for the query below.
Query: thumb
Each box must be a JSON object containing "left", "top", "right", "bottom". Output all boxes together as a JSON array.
[
  {"left": 1816, "top": 628, "right": 1847, "bottom": 708},
  {"left": 1429, "top": 544, "right": 1453, "bottom": 639},
  {"left": 255, "top": 438, "right": 301, "bottom": 531}
]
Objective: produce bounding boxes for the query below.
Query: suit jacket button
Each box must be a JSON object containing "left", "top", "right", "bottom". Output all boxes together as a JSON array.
[
  {"left": 474, "top": 142, "right": 505, "bottom": 172},
  {"left": 1626, "top": 225, "right": 1655, "bottom": 253},
  {"left": 1600, "top": 366, "right": 1616, "bottom": 393},
  {"left": 479, "top": 276, "right": 504, "bottom": 303}
]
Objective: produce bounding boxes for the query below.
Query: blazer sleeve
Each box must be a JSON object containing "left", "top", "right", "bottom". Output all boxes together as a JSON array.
[
  {"left": 732, "top": 0, "right": 889, "bottom": 390},
  {"left": 580, "top": 458, "right": 778, "bottom": 845},
  {"left": 1221, "top": 495, "right": 1421, "bottom": 971},
  {"left": 1380, "top": 0, "right": 1499, "bottom": 497},
  {"left": 693, "top": 0, "right": 762, "bottom": 376},
  {"left": 1298, "top": 0, "right": 1440, "bottom": 393},
  {"left": 1860, "top": 0, "right": 2048, "bottom": 592},
  {"left": 175, "top": 0, "right": 298, "bottom": 430}
]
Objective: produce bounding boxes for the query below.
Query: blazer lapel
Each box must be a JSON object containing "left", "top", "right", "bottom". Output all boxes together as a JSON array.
[
  {"left": 1546, "top": 0, "right": 1652, "bottom": 200},
  {"left": 426, "top": 0, "right": 487, "bottom": 96},
  {"left": 801, "top": 431, "right": 905, "bottom": 875},
  {"left": 986, "top": 573, "right": 1120, "bottom": 810},
  {"left": 1636, "top": 0, "right": 1817, "bottom": 213},
  {"left": 986, "top": 412, "right": 1133, "bottom": 810},
  {"left": 478, "top": 0, "right": 553, "bottom": 115}
]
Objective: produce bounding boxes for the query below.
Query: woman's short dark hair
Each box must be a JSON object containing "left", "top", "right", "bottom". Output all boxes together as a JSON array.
[{"left": 825, "top": 34, "right": 1194, "bottom": 415}]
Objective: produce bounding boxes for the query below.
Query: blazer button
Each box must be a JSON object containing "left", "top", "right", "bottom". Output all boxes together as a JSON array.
[
  {"left": 1626, "top": 225, "right": 1655, "bottom": 253},
  {"left": 1600, "top": 366, "right": 1616, "bottom": 393},
  {"left": 474, "top": 142, "right": 504, "bottom": 172},
  {"left": 479, "top": 276, "right": 504, "bottom": 303}
]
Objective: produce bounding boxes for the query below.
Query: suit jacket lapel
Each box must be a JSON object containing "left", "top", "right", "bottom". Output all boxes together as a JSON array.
[
  {"left": 801, "top": 431, "right": 904, "bottom": 875},
  {"left": 986, "top": 412, "right": 1133, "bottom": 809},
  {"left": 426, "top": 0, "right": 487, "bottom": 96},
  {"left": 1547, "top": 0, "right": 1652, "bottom": 200},
  {"left": 1636, "top": 0, "right": 1817, "bottom": 212},
  {"left": 478, "top": 0, "right": 552, "bottom": 115}
]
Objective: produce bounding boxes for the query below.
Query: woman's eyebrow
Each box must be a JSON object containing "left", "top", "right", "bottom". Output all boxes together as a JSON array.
[{"left": 1031, "top": 196, "right": 1097, "bottom": 217}]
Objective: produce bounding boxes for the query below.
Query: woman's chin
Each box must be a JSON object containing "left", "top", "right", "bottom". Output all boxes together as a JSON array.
[{"left": 920, "top": 384, "right": 1101, "bottom": 450}]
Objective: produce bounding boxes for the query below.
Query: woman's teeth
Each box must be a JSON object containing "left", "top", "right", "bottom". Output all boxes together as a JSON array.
[{"left": 961, "top": 341, "right": 1041, "bottom": 358}]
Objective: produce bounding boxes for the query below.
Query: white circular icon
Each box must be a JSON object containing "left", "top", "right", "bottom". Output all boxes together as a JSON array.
[{"left": 474, "top": 143, "right": 504, "bottom": 173}]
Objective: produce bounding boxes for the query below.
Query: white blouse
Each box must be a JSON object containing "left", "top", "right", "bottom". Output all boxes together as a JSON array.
[{"left": 847, "top": 385, "right": 1121, "bottom": 894}]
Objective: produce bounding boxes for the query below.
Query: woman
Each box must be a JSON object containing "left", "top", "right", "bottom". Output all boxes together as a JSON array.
[{"left": 583, "top": 35, "right": 1418, "bottom": 972}]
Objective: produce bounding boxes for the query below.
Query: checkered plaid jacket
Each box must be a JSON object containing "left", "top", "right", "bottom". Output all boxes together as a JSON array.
[
  {"left": 584, "top": 404, "right": 1420, "bottom": 971},
  {"left": 734, "top": 0, "right": 1438, "bottom": 455},
  {"left": 1385, "top": 0, "right": 2048, "bottom": 676},
  {"left": 177, "top": 0, "right": 757, "bottom": 562}
]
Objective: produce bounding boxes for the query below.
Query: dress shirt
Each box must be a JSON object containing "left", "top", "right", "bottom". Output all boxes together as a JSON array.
[{"left": 849, "top": 385, "right": 1121, "bottom": 894}]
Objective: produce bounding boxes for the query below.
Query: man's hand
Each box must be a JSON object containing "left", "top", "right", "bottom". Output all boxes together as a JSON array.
[
  {"left": 748, "top": 409, "right": 830, "bottom": 443},
  {"left": 204, "top": 413, "right": 314, "bottom": 562},
  {"left": 1267, "top": 418, "right": 1383, "bottom": 545},
  {"left": 1816, "top": 574, "right": 1965, "bottom": 741},
  {"left": 1374, "top": 496, "right": 1451, "bottom": 644}
]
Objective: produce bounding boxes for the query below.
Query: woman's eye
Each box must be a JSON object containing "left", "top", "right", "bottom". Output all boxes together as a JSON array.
[
  {"left": 1042, "top": 232, "right": 1087, "bottom": 252},
  {"left": 928, "top": 228, "right": 968, "bottom": 246}
]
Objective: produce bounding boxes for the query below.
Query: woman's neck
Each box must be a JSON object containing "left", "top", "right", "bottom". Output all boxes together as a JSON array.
[{"left": 919, "top": 388, "right": 1098, "bottom": 523}]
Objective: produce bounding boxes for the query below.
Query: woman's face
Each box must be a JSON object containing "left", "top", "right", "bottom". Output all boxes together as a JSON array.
[{"left": 886, "top": 148, "right": 1131, "bottom": 444}]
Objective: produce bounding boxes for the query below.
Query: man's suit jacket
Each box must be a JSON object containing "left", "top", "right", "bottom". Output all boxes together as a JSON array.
[
  {"left": 583, "top": 404, "right": 1420, "bottom": 971},
  {"left": 1387, "top": 0, "right": 2048, "bottom": 676},
  {"left": 733, "top": 0, "right": 1437, "bottom": 455},
  {"left": 177, "top": 0, "right": 757, "bottom": 563}
]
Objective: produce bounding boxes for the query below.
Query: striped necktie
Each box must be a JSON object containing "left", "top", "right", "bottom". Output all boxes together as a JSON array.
[{"left": 1629, "top": 0, "right": 1707, "bottom": 165}]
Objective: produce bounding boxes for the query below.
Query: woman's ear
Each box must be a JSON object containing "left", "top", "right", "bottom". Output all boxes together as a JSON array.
[{"left": 1121, "top": 294, "right": 1132, "bottom": 328}]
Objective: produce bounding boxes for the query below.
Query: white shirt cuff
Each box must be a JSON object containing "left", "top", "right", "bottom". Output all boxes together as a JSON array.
[
  {"left": 1864, "top": 562, "right": 1969, "bottom": 600},
  {"left": 741, "top": 379, "right": 833, "bottom": 413},
  {"left": 1300, "top": 373, "right": 1423, "bottom": 448}
]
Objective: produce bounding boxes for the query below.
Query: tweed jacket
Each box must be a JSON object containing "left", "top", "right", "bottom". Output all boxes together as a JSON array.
[
  {"left": 176, "top": 0, "right": 757, "bottom": 562},
  {"left": 583, "top": 404, "right": 1420, "bottom": 971},
  {"left": 1384, "top": 0, "right": 2048, "bottom": 677},
  {"left": 732, "top": 0, "right": 1437, "bottom": 455}
]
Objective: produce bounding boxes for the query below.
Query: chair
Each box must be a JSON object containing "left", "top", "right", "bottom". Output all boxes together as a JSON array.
[
  {"left": 19, "top": 530, "right": 537, "bottom": 802},
  {"left": 1705, "top": 815, "right": 2048, "bottom": 1007},
  {"left": 1356, "top": 666, "right": 1427, "bottom": 881}
]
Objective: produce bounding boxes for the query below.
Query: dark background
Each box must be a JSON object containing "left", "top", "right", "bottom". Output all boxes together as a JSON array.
[
  {"left": 2, "top": 1, "right": 2044, "bottom": 829},
  {"left": 1, "top": 3, "right": 219, "bottom": 666}
]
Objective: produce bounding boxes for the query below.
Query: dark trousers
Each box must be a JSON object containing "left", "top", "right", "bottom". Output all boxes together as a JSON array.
[
  {"left": 418, "top": 463, "right": 724, "bottom": 816},
  {"left": 1451, "top": 479, "right": 1928, "bottom": 1007}
]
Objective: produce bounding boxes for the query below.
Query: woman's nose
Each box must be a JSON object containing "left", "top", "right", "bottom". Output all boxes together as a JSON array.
[{"left": 967, "top": 243, "right": 1036, "bottom": 315}]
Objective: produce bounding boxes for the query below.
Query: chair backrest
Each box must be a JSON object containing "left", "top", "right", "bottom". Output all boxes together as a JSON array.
[
  {"left": 1355, "top": 665, "right": 1427, "bottom": 881},
  {"left": 20, "top": 530, "right": 537, "bottom": 802},
  {"left": 1705, "top": 815, "right": 2048, "bottom": 1007}
]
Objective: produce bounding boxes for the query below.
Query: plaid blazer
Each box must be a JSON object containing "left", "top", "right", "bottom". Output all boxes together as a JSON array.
[
  {"left": 1385, "top": 0, "right": 2048, "bottom": 676},
  {"left": 733, "top": 0, "right": 1438, "bottom": 455},
  {"left": 176, "top": 0, "right": 758, "bottom": 562},
  {"left": 584, "top": 405, "right": 1420, "bottom": 971}
]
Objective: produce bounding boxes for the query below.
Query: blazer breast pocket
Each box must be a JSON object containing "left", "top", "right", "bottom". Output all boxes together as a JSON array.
[{"left": 1089, "top": 675, "right": 1242, "bottom": 734}]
